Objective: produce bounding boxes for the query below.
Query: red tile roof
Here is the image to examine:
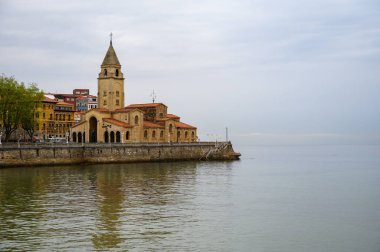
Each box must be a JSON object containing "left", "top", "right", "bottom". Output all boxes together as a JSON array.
[
  {"left": 143, "top": 121, "right": 165, "bottom": 128},
  {"left": 126, "top": 103, "right": 166, "bottom": 108},
  {"left": 103, "top": 118, "right": 132, "bottom": 128},
  {"left": 176, "top": 121, "right": 196, "bottom": 129},
  {"left": 113, "top": 108, "right": 134, "bottom": 113},
  {"left": 167, "top": 114, "right": 180, "bottom": 119},
  {"left": 43, "top": 96, "right": 58, "bottom": 103}
]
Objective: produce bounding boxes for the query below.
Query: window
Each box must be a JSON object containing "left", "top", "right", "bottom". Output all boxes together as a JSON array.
[
  {"left": 169, "top": 124, "right": 173, "bottom": 133},
  {"left": 134, "top": 115, "right": 139, "bottom": 125},
  {"left": 103, "top": 91, "right": 107, "bottom": 96},
  {"left": 152, "top": 130, "right": 156, "bottom": 138},
  {"left": 177, "top": 131, "right": 180, "bottom": 138},
  {"left": 43, "top": 113, "right": 45, "bottom": 119},
  {"left": 116, "top": 99, "right": 119, "bottom": 106},
  {"left": 116, "top": 69, "right": 119, "bottom": 77},
  {"left": 116, "top": 91, "right": 119, "bottom": 97},
  {"left": 103, "top": 100, "right": 107, "bottom": 105},
  {"left": 144, "top": 130, "right": 148, "bottom": 139},
  {"left": 36, "top": 112, "right": 39, "bottom": 118},
  {"left": 160, "top": 131, "right": 164, "bottom": 139},
  {"left": 159, "top": 113, "right": 163, "bottom": 118},
  {"left": 185, "top": 131, "right": 188, "bottom": 138},
  {"left": 192, "top": 131, "right": 195, "bottom": 139},
  {"left": 104, "top": 69, "right": 107, "bottom": 77},
  {"left": 126, "top": 131, "right": 130, "bottom": 140}
]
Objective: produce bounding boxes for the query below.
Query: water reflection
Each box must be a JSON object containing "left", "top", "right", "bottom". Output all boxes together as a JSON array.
[{"left": 0, "top": 161, "right": 202, "bottom": 251}]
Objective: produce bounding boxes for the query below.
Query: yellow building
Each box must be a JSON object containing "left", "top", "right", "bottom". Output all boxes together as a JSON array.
[
  {"left": 71, "top": 40, "right": 197, "bottom": 143},
  {"left": 34, "top": 96, "right": 75, "bottom": 140}
]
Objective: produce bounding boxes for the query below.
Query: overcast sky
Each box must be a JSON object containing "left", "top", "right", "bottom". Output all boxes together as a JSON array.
[{"left": 1, "top": 0, "right": 379, "bottom": 145}]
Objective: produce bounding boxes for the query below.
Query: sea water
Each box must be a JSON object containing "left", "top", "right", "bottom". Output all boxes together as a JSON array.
[{"left": 0, "top": 145, "right": 379, "bottom": 251}]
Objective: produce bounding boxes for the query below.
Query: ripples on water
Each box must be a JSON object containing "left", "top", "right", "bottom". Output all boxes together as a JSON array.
[{"left": 1, "top": 145, "right": 380, "bottom": 251}]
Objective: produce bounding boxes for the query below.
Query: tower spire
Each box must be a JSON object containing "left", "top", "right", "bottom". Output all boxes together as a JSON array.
[{"left": 110, "top": 32, "right": 113, "bottom": 45}]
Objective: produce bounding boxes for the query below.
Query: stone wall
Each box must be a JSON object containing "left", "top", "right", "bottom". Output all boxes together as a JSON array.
[{"left": 0, "top": 142, "right": 240, "bottom": 168}]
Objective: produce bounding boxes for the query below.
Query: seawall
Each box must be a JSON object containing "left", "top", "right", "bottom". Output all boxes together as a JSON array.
[{"left": 0, "top": 142, "right": 240, "bottom": 168}]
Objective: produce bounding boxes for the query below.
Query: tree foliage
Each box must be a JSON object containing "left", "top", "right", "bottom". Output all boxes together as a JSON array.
[{"left": 0, "top": 75, "right": 43, "bottom": 142}]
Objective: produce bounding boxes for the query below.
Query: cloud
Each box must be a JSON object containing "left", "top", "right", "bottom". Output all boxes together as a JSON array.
[{"left": 1, "top": 0, "right": 380, "bottom": 145}]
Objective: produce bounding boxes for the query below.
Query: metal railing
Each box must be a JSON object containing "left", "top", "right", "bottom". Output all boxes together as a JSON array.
[{"left": 0, "top": 141, "right": 230, "bottom": 149}]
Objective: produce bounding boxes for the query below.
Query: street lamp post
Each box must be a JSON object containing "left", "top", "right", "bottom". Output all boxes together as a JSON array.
[{"left": 102, "top": 124, "right": 111, "bottom": 145}]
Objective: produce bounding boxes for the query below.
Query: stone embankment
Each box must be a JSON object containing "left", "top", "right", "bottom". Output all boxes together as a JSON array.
[{"left": 0, "top": 142, "right": 240, "bottom": 168}]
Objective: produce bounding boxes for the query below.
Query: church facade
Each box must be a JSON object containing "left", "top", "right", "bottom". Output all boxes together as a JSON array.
[{"left": 70, "top": 41, "right": 197, "bottom": 144}]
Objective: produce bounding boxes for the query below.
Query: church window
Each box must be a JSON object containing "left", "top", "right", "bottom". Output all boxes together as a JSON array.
[
  {"left": 134, "top": 115, "right": 139, "bottom": 125},
  {"left": 144, "top": 130, "right": 148, "bottom": 139},
  {"left": 116, "top": 99, "right": 119, "bottom": 106},
  {"left": 104, "top": 69, "right": 107, "bottom": 77},
  {"left": 116, "top": 69, "right": 119, "bottom": 77}
]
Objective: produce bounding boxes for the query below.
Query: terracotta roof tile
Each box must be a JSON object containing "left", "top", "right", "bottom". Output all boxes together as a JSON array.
[
  {"left": 43, "top": 96, "right": 58, "bottom": 103},
  {"left": 126, "top": 103, "right": 166, "bottom": 108},
  {"left": 113, "top": 108, "right": 134, "bottom": 113},
  {"left": 103, "top": 118, "right": 132, "bottom": 128},
  {"left": 143, "top": 121, "right": 165, "bottom": 128},
  {"left": 167, "top": 114, "right": 180, "bottom": 119},
  {"left": 175, "top": 121, "right": 196, "bottom": 129}
]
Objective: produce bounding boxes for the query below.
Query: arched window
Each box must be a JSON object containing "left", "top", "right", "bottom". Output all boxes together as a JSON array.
[
  {"left": 160, "top": 131, "right": 164, "bottom": 139},
  {"left": 152, "top": 130, "right": 156, "bottom": 138},
  {"left": 104, "top": 69, "right": 107, "bottom": 77},
  {"left": 192, "top": 131, "right": 195, "bottom": 139},
  {"left": 116, "top": 69, "right": 119, "bottom": 76},
  {"left": 126, "top": 131, "right": 130, "bottom": 140},
  {"left": 185, "top": 131, "right": 188, "bottom": 139},
  {"left": 144, "top": 130, "right": 148, "bottom": 139},
  {"left": 78, "top": 132, "right": 82, "bottom": 143},
  {"left": 116, "top": 131, "right": 121, "bottom": 143},
  {"left": 134, "top": 115, "right": 139, "bottom": 125},
  {"left": 177, "top": 131, "right": 181, "bottom": 138},
  {"left": 110, "top": 131, "right": 115, "bottom": 143},
  {"left": 169, "top": 124, "right": 173, "bottom": 133},
  {"left": 83, "top": 132, "right": 86, "bottom": 143}
]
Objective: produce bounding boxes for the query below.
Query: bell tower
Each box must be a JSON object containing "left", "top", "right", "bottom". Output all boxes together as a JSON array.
[{"left": 98, "top": 35, "right": 125, "bottom": 110}]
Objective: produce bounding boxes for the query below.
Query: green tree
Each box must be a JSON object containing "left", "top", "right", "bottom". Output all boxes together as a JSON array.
[{"left": 0, "top": 75, "right": 43, "bottom": 142}]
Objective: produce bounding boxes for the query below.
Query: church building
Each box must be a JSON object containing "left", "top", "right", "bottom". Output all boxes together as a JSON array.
[{"left": 70, "top": 40, "right": 197, "bottom": 144}]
